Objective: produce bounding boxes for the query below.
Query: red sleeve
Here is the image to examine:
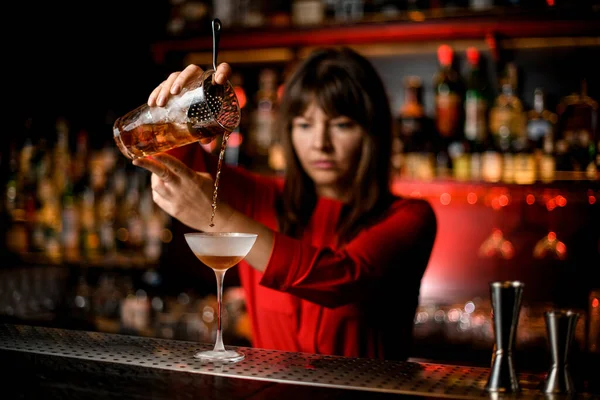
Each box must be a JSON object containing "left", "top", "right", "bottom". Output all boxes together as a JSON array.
[
  {"left": 259, "top": 198, "right": 437, "bottom": 308},
  {"left": 166, "top": 143, "right": 283, "bottom": 217}
]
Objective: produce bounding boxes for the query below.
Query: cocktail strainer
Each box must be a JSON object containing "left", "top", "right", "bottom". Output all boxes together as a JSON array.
[{"left": 186, "top": 19, "right": 240, "bottom": 132}]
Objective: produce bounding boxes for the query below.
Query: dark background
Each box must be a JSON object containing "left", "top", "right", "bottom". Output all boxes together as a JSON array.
[{"left": 9, "top": 1, "right": 171, "bottom": 147}]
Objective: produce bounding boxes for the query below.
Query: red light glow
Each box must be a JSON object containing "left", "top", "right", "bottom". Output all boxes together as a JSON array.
[
  {"left": 501, "top": 241, "right": 515, "bottom": 259},
  {"left": 556, "top": 241, "right": 567, "bottom": 256},
  {"left": 548, "top": 232, "right": 557, "bottom": 242},
  {"left": 491, "top": 198, "right": 500, "bottom": 210},
  {"left": 546, "top": 198, "right": 556, "bottom": 211},
  {"left": 467, "top": 192, "right": 477, "bottom": 205},
  {"left": 590, "top": 196, "right": 597, "bottom": 205},
  {"left": 593, "top": 298, "right": 599, "bottom": 308},
  {"left": 526, "top": 194, "right": 535, "bottom": 205},
  {"left": 227, "top": 132, "right": 243, "bottom": 148},
  {"left": 556, "top": 195, "right": 567, "bottom": 207},
  {"left": 201, "top": 140, "right": 217, "bottom": 153},
  {"left": 440, "top": 193, "right": 451, "bottom": 205},
  {"left": 277, "top": 84, "right": 285, "bottom": 103},
  {"left": 234, "top": 86, "right": 247, "bottom": 109},
  {"left": 499, "top": 195, "right": 509, "bottom": 207}
]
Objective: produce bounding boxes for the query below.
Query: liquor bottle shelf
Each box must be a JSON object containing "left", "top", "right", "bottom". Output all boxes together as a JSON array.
[
  {"left": 151, "top": 8, "right": 600, "bottom": 64},
  {"left": 391, "top": 174, "right": 599, "bottom": 205}
]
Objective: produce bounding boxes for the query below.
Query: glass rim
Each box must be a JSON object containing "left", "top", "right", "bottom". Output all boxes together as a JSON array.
[
  {"left": 184, "top": 232, "right": 257, "bottom": 238},
  {"left": 545, "top": 309, "right": 579, "bottom": 318},
  {"left": 490, "top": 280, "right": 525, "bottom": 288}
]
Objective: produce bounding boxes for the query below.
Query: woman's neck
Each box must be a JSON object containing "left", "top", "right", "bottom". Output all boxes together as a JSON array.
[{"left": 315, "top": 185, "right": 350, "bottom": 202}]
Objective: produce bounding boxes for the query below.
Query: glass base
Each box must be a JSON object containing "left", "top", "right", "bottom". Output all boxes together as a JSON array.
[{"left": 194, "top": 350, "right": 245, "bottom": 363}]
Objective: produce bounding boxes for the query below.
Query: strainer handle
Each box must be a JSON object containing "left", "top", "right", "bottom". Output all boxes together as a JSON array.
[{"left": 212, "top": 18, "right": 221, "bottom": 72}]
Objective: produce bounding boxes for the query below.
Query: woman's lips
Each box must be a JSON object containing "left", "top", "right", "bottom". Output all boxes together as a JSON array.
[{"left": 312, "top": 160, "right": 336, "bottom": 169}]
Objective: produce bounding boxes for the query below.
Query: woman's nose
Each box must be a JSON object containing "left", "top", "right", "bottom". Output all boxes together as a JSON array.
[{"left": 312, "top": 124, "right": 333, "bottom": 151}]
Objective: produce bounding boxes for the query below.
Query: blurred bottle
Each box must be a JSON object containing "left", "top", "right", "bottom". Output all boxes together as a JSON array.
[
  {"left": 4, "top": 143, "right": 29, "bottom": 255},
  {"left": 97, "top": 187, "right": 117, "bottom": 259},
  {"left": 489, "top": 63, "right": 525, "bottom": 152},
  {"left": 248, "top": 68, "right": 280, "bottom": 172},
  {"left": 398, "top": 76, "right": 428, "bottom": 153},
  {"left": 433, "top": 44, "right": 464, "bottom": 176},
  {"left": 333, "top": 0, "right": 364, "bottom": 22},
  {"left": 597, "top": 130, "right": 600, "bottom": 173},
  {"left": 395, "top": 76, "right": 434, "bottom": 179},
  {"left": 481, "top": 141, "right": 503, "bottom": 183},
  {"left": 292, "top": 0, "right": 324, "bottom": 26},
  {"left": 72, "top": 130, "right": 89, "bottom": 193},
  {"left": 463, "top": 47, "right": 489, "bottom": 181},
  {"left": 125, "top": 171, "right": 146, "bottom": 261},
  {"left": 588, "top": 288, "right": 600, "bottom": 355},
  {"left": 557, "top": 80, "right": 598, "bottom": 177},
  {"left": 141, "top": 188, "right": 164, "bottom": 264},
  {"left": 489, "top": 63, "right": 525, "bottom": 183},
  {"left": 469, "top": 0, "right": 493, "bottom": 10},
  {"left": 239, "top": 0, "right": 266, "bottom": 27},
  {"left": 29, "top": 138, "right": 51, "bottom": 257},
  {"left": 526, "top": 88, "right": 558, "bottom": 182},
  {"left": 61, "top": 176, "right": 81, "bottom": 263},
  {"left": 79, "top": 184, "right": 100, "bottom": 264}
]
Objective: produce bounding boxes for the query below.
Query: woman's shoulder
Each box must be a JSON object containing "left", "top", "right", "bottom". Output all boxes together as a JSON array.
[{"left": 386, "top": 195, "right": 436, "bottom": 225}]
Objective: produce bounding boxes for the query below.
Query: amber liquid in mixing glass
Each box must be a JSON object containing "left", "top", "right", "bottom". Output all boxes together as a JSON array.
[
  {"left": 113, "top": 121, "right": 225, "bottom": 160},
  {"left": 114, "top": 117, "right": 231, "bottom": 228}
]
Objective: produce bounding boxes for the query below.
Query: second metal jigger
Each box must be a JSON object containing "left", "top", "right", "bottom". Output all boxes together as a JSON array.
[
  {"left": 485, "top": 281, "right": 524, "bottom": 393},
  {"left": 543, "top": 309, "right": 580, "bottom": 394}
]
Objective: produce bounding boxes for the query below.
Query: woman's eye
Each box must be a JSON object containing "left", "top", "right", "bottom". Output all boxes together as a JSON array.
[
  {"left": 294, "top": 122, "right": 311, "bottom": 129},
  {"left": 332, "top": 121, "right": 355, "bottom": 130}
]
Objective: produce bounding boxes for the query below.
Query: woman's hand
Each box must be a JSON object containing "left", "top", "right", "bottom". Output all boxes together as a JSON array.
[
  {"left": 148, "top": 63, "right": 233, "bottom": 107},
  {"left": 132, "top": 153, "right": 234, "bottom": 232}
]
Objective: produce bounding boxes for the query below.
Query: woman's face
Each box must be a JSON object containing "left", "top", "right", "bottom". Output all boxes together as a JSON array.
[{"left": 291, "top": 101, "right": 365, "bottom": 200}]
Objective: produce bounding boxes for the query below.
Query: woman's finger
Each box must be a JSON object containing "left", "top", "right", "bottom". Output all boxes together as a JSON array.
[
  {"left": 171, "top": 64, "right": 203, "bottom": 95},
  {"left": 132, "top": 157, "right": 179, "bottom": 184},
  {"left": 151, "top": 189, "right": 172, "bottom": 216},
  {"left": 197, "top": 172, "right": 213, "bottom": 181},
  {"left": 151, "top": 173, "right": 172, "bottom": 197},
  {"left": 153, "top": 153, "right": 196, "bottom": 181},
  {"left": 148, "top": 81, "right": 168, "bottom": 107},
  {"left": 132, "top": 157, "right": 160, "bottom": 173},
  {"left": 215, "top": 63, "right": 232, "bottom": 85},
  {"left": 156, "top": 71, "right": 184, "bottom": 107}
]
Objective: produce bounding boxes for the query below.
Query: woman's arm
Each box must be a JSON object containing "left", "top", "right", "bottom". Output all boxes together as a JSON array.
[
  {"left": 133, "top": 153, "right": 436, "bottom": 309},
  {"left": 137, "top": 62, "right": 282, "bottom": 268},
  {"left": 132, "top": 153, "right": 277, "bottom": 270},
  {"left": 260, "top": 198, "right": 437, "bottom": 308}
]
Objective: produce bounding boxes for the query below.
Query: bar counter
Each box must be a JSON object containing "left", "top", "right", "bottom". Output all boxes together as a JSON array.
[{"left": 1, "top": 323, "right": 597, "bottom": 399}]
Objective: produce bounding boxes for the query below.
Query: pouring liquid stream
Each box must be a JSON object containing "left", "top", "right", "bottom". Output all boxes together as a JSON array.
[{"left": 209, "top": 130, "right": 230, "bottom": 227}]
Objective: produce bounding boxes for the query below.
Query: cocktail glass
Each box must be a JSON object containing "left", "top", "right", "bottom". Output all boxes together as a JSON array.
[{"left": 184, "top": 232, "right": 257, "bottom": 362}]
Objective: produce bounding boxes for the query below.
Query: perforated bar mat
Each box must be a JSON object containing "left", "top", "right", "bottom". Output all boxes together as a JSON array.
[{"left": 0, "top": 324, "right": 593, "bottom": 399}]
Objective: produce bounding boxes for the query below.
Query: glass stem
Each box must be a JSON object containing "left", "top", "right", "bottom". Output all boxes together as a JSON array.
[{"left": 212, "top": 269, "right": 226, "bottom": 352}]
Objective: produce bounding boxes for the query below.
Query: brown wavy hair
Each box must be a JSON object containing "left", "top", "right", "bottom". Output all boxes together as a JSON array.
[{"left": 277, "top": 47, "right": 394, "bottom": 244}]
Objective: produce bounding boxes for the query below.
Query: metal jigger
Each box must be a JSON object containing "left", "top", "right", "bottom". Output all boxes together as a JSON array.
[
  {"left": 485, "top": 281, "right": 524, "bottom": 392},
  {"left": 543, "top": 309, "right": 580, "bottom": 394}
]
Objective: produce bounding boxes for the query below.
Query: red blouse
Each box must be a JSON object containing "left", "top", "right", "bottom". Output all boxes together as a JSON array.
[{"left": 169, "top": 144, "right": 437, "bottom": 360}]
